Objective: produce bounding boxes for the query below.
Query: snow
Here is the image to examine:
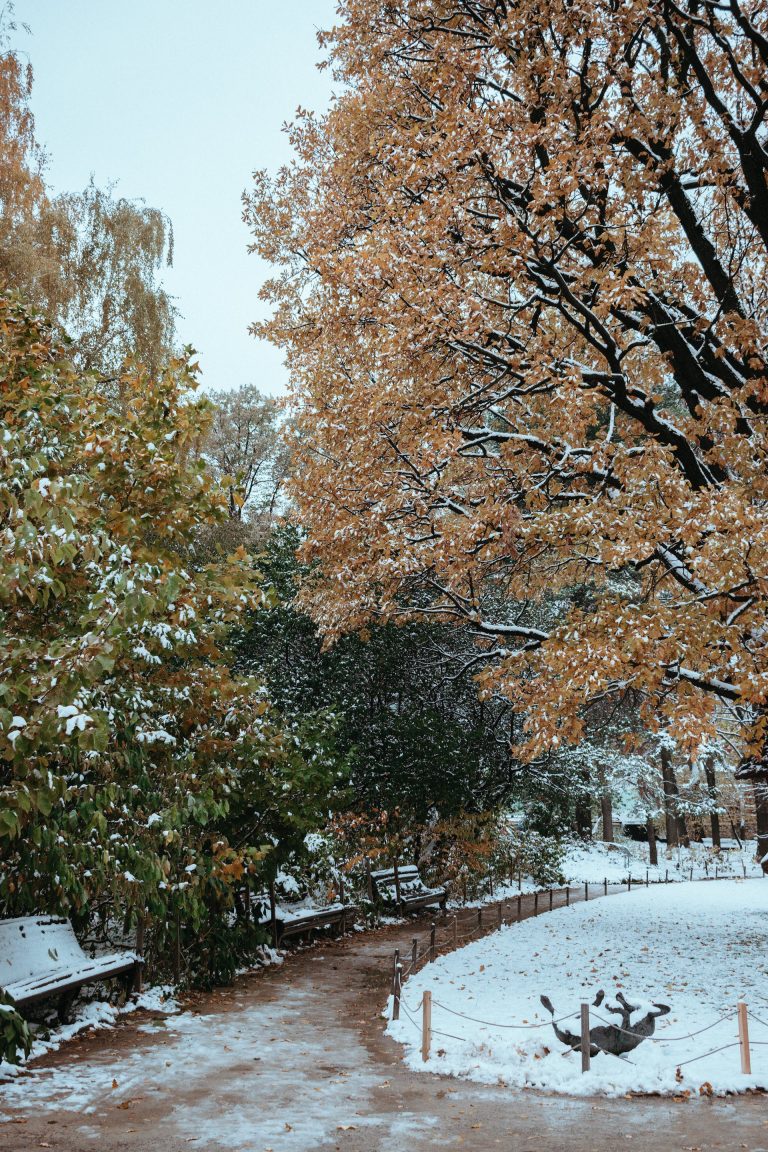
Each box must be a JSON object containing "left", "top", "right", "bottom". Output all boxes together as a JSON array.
[
  {"left": 0, "top": 986, "right": 177, "bottom": 1080},
  {"left": 388, "top": 879, "right": 768, "bottom": 1096}
]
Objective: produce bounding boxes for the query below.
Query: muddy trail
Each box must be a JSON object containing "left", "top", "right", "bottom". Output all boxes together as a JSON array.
[{"left": 1, "top": 885, "right": 765, "bottom": 1152}]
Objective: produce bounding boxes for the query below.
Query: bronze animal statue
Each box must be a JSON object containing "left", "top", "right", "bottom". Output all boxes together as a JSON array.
[{"left": 540, "top": 990, "right": 670, "bottom": 1057}]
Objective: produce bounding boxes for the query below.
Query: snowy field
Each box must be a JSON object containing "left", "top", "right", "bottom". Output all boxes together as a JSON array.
[{"left": 389, "top": 880, "right": 768, "bottom": 1096}]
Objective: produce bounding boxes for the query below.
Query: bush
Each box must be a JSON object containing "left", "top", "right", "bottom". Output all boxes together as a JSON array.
[{"left": 0, "top": 991, "right": 32, "bottom": 1066}]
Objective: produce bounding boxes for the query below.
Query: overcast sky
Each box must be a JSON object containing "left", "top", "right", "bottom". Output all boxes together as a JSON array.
[{"left": 13, "top": 1, "right": 337, "bottom": 395}]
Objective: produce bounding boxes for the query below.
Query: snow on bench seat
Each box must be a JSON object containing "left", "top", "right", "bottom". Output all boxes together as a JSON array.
[
  {"left": 370, "top": 864, "right": 447, "bottom": 913},
  {"left": 0, "top": 916, "right": 140, "bottom": 1020}
]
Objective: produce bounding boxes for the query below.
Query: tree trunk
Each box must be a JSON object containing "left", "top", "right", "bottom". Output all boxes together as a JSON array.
[
  {"left": 575, "top": 770, "right": 592, "bottom": 839},
  {"left": 646, "top": 816, "right": 658, "bottom": 866},
  {"left": 597, "top": 765, "right": 613, "bottom": 841},
  {"left": 753, "top": 784, "right": 768, "bottom": 875},
  {"left": 660, "top": 745, "right": 678, "bottom": 847},
  {"left": 703, "top": 755, "right": 721, "bottom": 850}
]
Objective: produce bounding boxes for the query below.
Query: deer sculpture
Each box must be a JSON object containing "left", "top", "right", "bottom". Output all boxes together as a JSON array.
[{"left": 540, "top": 990, "right": 671, "bottom": 1057}]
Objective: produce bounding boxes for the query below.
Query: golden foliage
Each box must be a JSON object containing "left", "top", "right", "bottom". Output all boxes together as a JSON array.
[{"left": 247, "top": 0, "right": 768, "bottom": 758}]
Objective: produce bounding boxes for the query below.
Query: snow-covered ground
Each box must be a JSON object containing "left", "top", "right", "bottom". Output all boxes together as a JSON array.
[
  {"left": 388, "top": 879, "right": 768, "bottom": 1096},
  {"left": 560, "top": 837, "right": 762, "bottom": 886}
]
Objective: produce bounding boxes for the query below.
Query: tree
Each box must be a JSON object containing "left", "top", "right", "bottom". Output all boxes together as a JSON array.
[
  {"left": 0, "top": 18, "right": 176, "bottom": 375},
  {"left": 205, "top": 384, "right": 289, "bottom": 528},
  {"left": 234, "top": 524, "right": 529, "bottom": 828},
  {"left": 246, "top": 0, "right": 768, "bottom": 768},
  {"left": 0, "top": 295, "right": 340, "bottom": 981}
]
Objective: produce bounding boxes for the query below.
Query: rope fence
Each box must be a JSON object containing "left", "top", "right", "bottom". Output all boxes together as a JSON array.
[{"left": 387, "top": 877, "right": 767, "bottom": 1080}]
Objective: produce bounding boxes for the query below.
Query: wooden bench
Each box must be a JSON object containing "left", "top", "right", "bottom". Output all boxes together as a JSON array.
[
  {"left": 251, "top": 887, "right": 357, "bottom": 947},
  {"left": 369, "top": 863, "right": 447, "bottom": 914},
  {"left": 0, "top": 916, "right": 141, "bottom": 1023}
]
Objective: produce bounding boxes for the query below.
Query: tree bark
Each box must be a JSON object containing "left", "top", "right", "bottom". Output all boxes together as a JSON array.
[
  {"left": 660, "top": 745, "right": 678, "bottom": 847},
  {"left": 598, "top": 765, "right": 613, "bottom": 841},
  {"left": 646, "top": 816, "right": 658, "bottom": 866},
  {"left": 703, "top": 754, "right": 721, "bottom": 849},
  {"left": 753, "top": 784, "right": 768, "bottom": 875}
]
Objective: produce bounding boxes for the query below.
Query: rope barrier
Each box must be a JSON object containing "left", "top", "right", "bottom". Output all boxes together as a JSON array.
[
  {"left": 432, "top": 997, "right": 579, "bottom": 1031},
  {"left": 589, "top": 1010, "right": 734, "bottom": 1044},
  {"left": 668, "top": 1041, "right": 741, "bottom": 1071}
]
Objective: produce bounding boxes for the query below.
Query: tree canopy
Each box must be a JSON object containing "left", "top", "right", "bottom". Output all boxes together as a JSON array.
[{"left": 247, "top": 0, "right": 768, "bottom": 762}]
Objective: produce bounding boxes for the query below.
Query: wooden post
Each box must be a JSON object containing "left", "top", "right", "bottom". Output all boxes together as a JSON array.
[
  {"left": 581, "top": 1002, "right": 591, "bottom": 1072},
  {"left": 534, "top": 891, "right": 539, "bottom": 915},
  {"left": 366, "top": 857, "right": 373, "bottom": 903},
  {"left": 422, "top": 990, "right": 432, "bottom": 1062},
  {"left": 453, "top": 915, "right": 458, "bottom": 945},
  {"left": 603, "top": 877, "right": 608, "bottom": 896},
  {"left": 738, "top": 1002, "right": 751, "bottom": 1074},
  {"left": 393, "top": 861, "right": 402, "bottom": 912},
  {"left": 430, "top": 922, "right": 436, "bottom": 959},
  {"left": 585, "top": 881, "right": 589, "bottom": 902},
  {"left": 463, "top": 875, "right": 468, "bottom": 905},
  {"left": 646, "top": 869, "right": 649, "bottom": 887},
  {"left": 627, "top": 875, "right": 632, "bottom": 892},
  {"left": 392, "top": 964, "right": 402, "bottom": 1021},
  {"left": 392, "top": 948, "right": 400, "bottom": 992},
  {"left": 690, "top": 864, "right": 694, "bottom": 881},
  {"left": 566, "top": 886, "right": 570, "bottom": 907},
  {"left": 665, "top": 868, "right": 669, "bottom": 883},
  {"left": 548, "top": 888, "right": 553, "bottom": 911},
  {"left": 477, "top": 907, "right": 483, "bottom": 930},
  {"left": 134, "top": 915, "right": 146, "bottom": 993},
  {"left": 517, "top": 893, "right": 522, "bottom": 920},
  {"left": 497, "top": 901, "right": 503, "bottom": 927},
  {"left": 412, "top": 937, "right": 418, "bottom": 966}
]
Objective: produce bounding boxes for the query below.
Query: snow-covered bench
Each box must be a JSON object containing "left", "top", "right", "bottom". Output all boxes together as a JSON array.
[
  {"left": 252, "top": 890, "right": 356, "bottom": 946},
  {"left": 0, "top": 916, "right": 141, "bottom": 1023},
  {"left": 370, "top": 864, "right": 447, "bottom": 914}
]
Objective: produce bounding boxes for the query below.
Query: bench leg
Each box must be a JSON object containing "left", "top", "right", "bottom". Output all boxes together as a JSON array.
[{"left": 57, "top": 986, "right": 80, "bottom": 1025}]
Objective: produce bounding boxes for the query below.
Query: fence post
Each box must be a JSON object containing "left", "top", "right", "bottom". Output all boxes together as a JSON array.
[
  {"left": 665, "top": 868, "right": 669, "bottom": 883},
  {"left": 392, "top": 964, "right": 402, "bottom": 1021},
  {"left": 453, "top": 915, "right": 458, "bottom": 945},
  {"left": 603, "top": 877, "right": 608, "bottom": 896},
  {"left": 412, "top": 937, "right": 418, "bottom": 966},
  {"left": 430, "top": 922, "right": 436, "bottom": 959},
  {"left": 497, "top": 901, "right": 503, "bottom": 927},
  {"left": 366, "top": 857, "right": 373, "bottom": 903},
  {"left": 534, "top": 891, "right": 539, "bottom": 915},
  {"left": 549, "top": 888, "right": 553, "bottom": 911},
  {"left": 517, "top": 893, "right": 522, "bottom": 920},
  {"left": 581, "top": 1002, "right": 591, "bottom": 1073},
  {"left": 646, "top": 869, "right": 649, "bottom": 887},
  {"left": 422, "top": 990, "right": 432, "bottom": 1062},
  {"left": 566, "top": 886, "right": 570, "bottom": 907},
  {"left": 585, "top": 882, "right": 589, "bottom": 902},
  {"left": 392, "top": 948, "right": 400, "bottom": 993},
  {"left": 738, "top": 1001, "right": 752, "bottom": 1074},
  {"left": 627, "top": 875, "right": 632, "bottom": 892},
  {"left": 477, "top": 907, "right": 483, "bottom": 930}
]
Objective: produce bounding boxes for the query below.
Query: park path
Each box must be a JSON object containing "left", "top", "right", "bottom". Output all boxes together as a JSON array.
[{"left": 1, "top": 885, "right": 766, "bottom": 1152}]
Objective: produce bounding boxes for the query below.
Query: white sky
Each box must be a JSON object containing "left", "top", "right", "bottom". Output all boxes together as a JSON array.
[{"left": 12, "top": 1, "right": 337, "bottom": 395}]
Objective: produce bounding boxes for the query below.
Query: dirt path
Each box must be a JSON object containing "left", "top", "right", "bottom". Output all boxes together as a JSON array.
[{"left": 1, "top": 886, "right": 766, "bottom": 1152}]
